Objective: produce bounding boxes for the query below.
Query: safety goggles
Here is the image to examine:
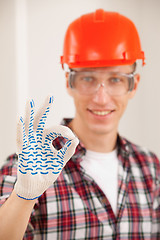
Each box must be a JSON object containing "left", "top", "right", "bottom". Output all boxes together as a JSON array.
[{"left": 68, "top": 70, "right": 135, "bottom": 96}]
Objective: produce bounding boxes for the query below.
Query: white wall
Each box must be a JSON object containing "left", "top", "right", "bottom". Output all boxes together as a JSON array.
[
  {"left": 0, "top": 0, "right": 17, "bottom": 164},
  {"left": 0, "top": 0, "right": 160, "bottom": 167}
]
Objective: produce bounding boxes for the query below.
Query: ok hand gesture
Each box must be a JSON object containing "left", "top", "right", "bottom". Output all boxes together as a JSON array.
[{"left": 14, "top": 96, "right": 79, "bottom": 200}]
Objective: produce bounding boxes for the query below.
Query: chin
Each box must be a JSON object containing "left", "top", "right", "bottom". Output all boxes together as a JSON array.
[{"left": 88, "top": 123, "right": 114, "bottom": 135}]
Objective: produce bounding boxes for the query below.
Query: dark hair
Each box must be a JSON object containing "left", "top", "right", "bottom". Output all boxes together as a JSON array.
[{"left": 132, "top": 62, "right": 137, "bottom": 72}]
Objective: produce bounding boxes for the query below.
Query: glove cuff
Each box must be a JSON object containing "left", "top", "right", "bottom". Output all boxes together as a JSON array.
[{"left": 14, "top": 175, "right": 53, "bottom": 200}]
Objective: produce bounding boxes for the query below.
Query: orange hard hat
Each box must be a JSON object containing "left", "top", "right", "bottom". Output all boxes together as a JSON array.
[{"left": 61, "top": 9, "right": 145, "bottom": 69}]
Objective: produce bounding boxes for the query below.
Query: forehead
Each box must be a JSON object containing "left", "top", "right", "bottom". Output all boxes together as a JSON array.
[{"left": 72, "top": 65, "right": 134, "bottom": 73}]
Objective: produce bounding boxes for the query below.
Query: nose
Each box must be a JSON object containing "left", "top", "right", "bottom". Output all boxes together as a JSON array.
[{"left": 92, "top": 83, "right": 112, "bottom": 104}]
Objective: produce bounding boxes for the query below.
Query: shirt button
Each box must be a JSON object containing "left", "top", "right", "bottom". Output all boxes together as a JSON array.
[
  {"left": 101, "top": 197, "right": 108, "bottom": 205},
  {"left": 125, "top": 145, "right": 130, "bottom": 152}
]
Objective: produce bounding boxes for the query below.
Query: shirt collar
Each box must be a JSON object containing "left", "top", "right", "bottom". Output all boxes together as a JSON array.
[{"left": 60, "top": 118, "right": 132, "bottom": 163}]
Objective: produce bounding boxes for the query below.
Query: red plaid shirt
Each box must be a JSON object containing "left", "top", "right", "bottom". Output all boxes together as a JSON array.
[{"left": 0, "top": 119, "right": 160, "bottom": 239}]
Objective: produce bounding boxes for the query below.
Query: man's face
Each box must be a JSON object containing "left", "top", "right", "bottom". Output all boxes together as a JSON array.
[{"left": 66, "top": 65, "right": 140, "bottom": 136}]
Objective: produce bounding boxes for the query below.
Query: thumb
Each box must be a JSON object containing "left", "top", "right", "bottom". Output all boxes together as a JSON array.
[
  {"left": 61, "top": 137, "right": 79, "bottom": 163},
  {"left": 43, "top": 125, "right": 79, "bottom": 163}
]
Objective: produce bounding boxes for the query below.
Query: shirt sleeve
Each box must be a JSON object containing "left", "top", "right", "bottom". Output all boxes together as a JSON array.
[
  {"left": 0, "top": 154, "right": 42, "bottom": 240},
  {"left": 0, "top": 154, "right": 18, "bottom": 204},
  {"left": 151, "top": 155, "right": 160, "bottom": 238}
]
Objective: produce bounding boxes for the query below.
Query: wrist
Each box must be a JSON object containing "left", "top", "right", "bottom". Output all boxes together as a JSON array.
[{"left": 12, "top": 190, "right": 37, "bottom": 205}]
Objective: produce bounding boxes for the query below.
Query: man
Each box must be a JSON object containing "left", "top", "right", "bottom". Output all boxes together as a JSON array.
[{"left": 0, "top": 9, "right": 159, "bottom": 239}]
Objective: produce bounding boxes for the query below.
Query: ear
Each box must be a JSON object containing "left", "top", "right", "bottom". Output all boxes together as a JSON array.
[
  {"left": 65, "top": 72, "right": 73, "bottom": 96},
  {"left": 128, "top": 73, "right": 140, "bottom": 99}
]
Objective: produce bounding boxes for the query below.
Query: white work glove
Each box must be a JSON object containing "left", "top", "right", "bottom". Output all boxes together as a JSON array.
[{"left": 14, "top": 96, "right": 79, "bottom": 200}]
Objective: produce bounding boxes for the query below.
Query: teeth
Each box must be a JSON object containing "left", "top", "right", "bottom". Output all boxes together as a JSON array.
[{"left": 92, "top": 110, "right": 111, "bottom": 116}]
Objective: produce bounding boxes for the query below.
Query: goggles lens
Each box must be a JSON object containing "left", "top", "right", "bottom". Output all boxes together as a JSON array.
[{"left": 68, "top": 71, "right": 135, "bottom": 96}]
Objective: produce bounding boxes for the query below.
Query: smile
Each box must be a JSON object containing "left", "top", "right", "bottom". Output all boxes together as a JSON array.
[{"left": 91, "top": 110, "right": 112, "bottom": 116}]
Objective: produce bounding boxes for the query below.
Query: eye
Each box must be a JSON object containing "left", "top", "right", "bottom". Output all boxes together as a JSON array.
[
  {"left": 82, "top": 76, "right": 94, "bottom": 82},
  {"left": 110, "top": 77, "right": 121, "bottom": 83}
]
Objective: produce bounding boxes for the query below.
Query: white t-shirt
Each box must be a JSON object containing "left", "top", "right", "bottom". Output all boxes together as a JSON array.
[{"left": 81, "top": 149, "right": 118, "bottom": 214}]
